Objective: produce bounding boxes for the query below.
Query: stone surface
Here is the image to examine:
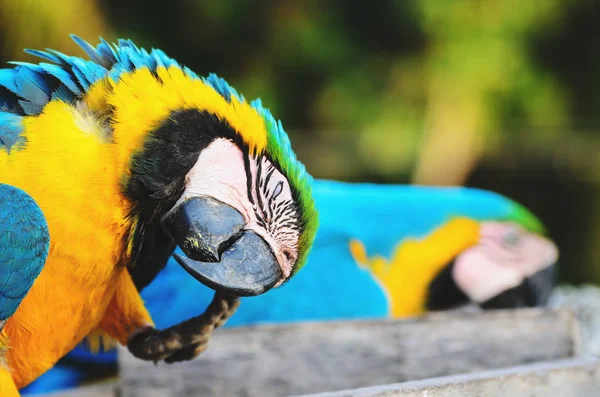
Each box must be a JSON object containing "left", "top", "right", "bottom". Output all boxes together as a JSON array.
[
  {"left": 297, "top": 357, "right": 600, "bottom": 397},
  {"left": 550, "top": 284, "right": 600, "bottom": 356},
  {"left": 40, "top": 381, "right": 116, "bottom": 397},
  {"left": 118, "top": 308, "right": 579, "bottom": 397}
]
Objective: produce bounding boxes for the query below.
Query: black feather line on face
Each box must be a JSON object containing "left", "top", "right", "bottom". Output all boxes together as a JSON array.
[
  {"left": 121, "top": 109, "right": 246, "bottom": 291},
  {"left": 263, "top": 168, "right": 277, "bottom": 222},
  {"left": 254, "top": 158, "right": 267, "bottom": 222},
  {"left": 243, "top": 152, "right": 255, "bottom": 206},
  {"left": 247, "top": 156, "right": 302, "bottom": 242}
]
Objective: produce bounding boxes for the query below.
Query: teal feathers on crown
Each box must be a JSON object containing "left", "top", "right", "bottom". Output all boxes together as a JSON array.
[{"left": 0, "top": 35, "right": 318, "bottom": 271}]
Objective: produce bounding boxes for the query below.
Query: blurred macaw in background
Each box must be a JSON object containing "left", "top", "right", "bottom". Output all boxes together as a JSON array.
[{"left": 23, "top": 179, "right": 559, "bottom": 395}]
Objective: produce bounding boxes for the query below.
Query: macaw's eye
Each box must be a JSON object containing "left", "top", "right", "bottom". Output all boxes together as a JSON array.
[
  {"left": 503, "top": 231, "right": 520, "bottom": 247},
  {"left": 272, "top": 181, "right": 283, "bottom": 199},
  {"left": 283, "top": 250, "right": 293, "bottom": 261}
]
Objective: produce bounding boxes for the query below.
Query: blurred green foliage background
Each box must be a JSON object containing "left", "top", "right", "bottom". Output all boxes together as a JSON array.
[{"left": 1, "top": 0, "right": 598, "bottom": 285}]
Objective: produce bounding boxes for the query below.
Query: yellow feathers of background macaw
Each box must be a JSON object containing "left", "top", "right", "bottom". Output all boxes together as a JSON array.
[{"left": 0, "top": 35, "right": 318, "bottom": 395}]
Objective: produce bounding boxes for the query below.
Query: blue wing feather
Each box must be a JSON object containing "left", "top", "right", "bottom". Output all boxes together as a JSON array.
[
  {"left": 38, "top": 63, "right": 83, "bottom": 95},
  {"left": 51, "top": 85, "right": 77, "bottom": 102},
  {"left": 70, "top": 67, "right": 90, "bottom": 91},
  {"left": 0, "top": 112, "right": 25, "bottom": 151},
  {"left": 96, "top": 38, "right": 118, "bottom": 64},
  {"left": 69, "top": 34, "right": 106, "bottom": 67},
  {"left": 0, "top": 35, "right": 279, "bottom": 148},
  {"left": 0, "top": 35, "right": 240, "bottom": 120},
  {"left": 150, "top": 48, "right": 178, "bottom": 69},
  {"left": 0, "top": 184, "right": 49, "bottom": 322},
  {"left": 18, "top": 99, "right": 44, "bottom": 116},
  {"left": 23, "top": 49, "right": 62, "bottom": 64},
  {"left": 14, "top": 66, "right": 52, "bottom": 104},
  {"left": 0, "top": 69, "right": 19, "bottom": 95}
]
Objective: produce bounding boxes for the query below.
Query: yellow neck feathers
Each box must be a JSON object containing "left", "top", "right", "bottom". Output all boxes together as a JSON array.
[
  {"left": 84, "top": 66, "right": 269, "bottom": 177},
  {"left": 350, "top": 217, "right": 480, "bottom": 318}
]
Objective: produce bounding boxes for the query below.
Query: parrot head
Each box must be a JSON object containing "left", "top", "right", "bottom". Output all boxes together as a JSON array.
[
  {"left": 10, "top": 36, "right": 319, "bottom": 297},
  {"left": 143, "top": 107, "right": 317, "bottom": 297},
  {"left": 111, "top": 58, "right": 319, "bottom": 298}
]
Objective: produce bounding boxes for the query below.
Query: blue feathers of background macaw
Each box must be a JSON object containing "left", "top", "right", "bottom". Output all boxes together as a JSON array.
[
  {"left": 0, "top": 184, "right": 49, "bottom": 325},
  {"left": 22, "top": 179, "right": 541, "bottom": 395},
  {"left": 140, "top": 179, "right": 543, "bottom": 325}
]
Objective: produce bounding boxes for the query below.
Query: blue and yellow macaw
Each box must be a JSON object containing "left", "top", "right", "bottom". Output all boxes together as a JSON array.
[
  {"left": 0, "top": 36, "right": 318, "bottom": 395},
  {"left": 23, "top": 179, "right": 559, "bottom": 395},
  {"left": 135, "top": 180, "right": 556, "bottom": 325}
]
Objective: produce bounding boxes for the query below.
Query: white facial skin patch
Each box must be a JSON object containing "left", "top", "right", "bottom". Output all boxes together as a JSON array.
[
  {"left": 174, "top": 138, "right": 300, "bottom": 282},
  {"left": 453, "top": 222, "right": 559, "bottom": 303}
]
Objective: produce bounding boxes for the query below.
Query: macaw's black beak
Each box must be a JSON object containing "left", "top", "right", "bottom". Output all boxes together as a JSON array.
[
  {"left": 480, "top": 263, "right": 557, "bottom": 309},
  {"left": 162, "top": 196, "right": 282, "bottom": 297},
  {"left": 522, "top": 263, "right": 557, "bottom": 306}
]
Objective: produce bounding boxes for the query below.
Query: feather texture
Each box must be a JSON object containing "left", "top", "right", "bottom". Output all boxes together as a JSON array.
[
  {"left": 0, "top": 112, "right": 25, "bottom": 152},
  {"left": 0, "top": 36, "right": 318, "bottom": 388},
  {"left": 0, "top": 35, "right": 318, "bottom": 278},
  {"left": 0, "top": 184, "right": 49, "bottom": 322},
  {"left": 0, "top": 38, "right": 316, "bottom": 252}
]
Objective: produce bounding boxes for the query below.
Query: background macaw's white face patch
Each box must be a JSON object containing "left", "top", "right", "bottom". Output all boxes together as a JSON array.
[{"left": 453, "top": 222, "right": 559, "bottom": 303}]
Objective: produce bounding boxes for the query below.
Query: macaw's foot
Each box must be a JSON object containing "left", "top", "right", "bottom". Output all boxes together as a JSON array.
[{"left": 127, "top": 292, "right": 240, "bottom": 364}]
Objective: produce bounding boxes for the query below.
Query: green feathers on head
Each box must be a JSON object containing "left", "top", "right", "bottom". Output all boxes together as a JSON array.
[
  {"left": 255, "top": 101, "right": 319, "bottom": 275},
  {"left": 508, "top": 201, "right": 547, "bottom": 235},
  {"left": 203, "top": 75, "right": 319, "bottom": 275}
]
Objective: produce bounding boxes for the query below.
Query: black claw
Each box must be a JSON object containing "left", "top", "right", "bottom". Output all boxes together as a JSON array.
[
  {"left": 127, "top": 293, "right": 241, "bottom": 364},
  {"left": 164, "top": 343, "right": 203, "bottom": 364}
]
